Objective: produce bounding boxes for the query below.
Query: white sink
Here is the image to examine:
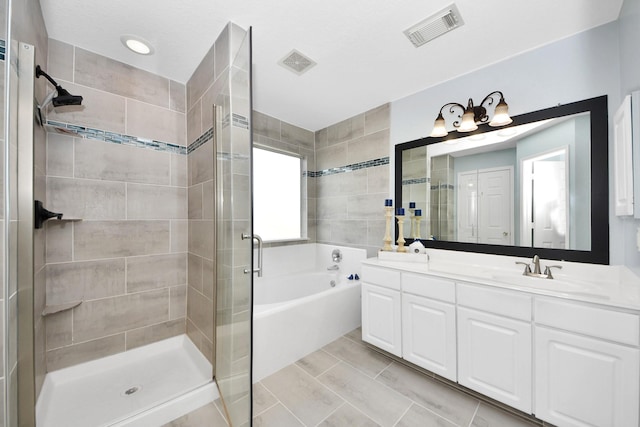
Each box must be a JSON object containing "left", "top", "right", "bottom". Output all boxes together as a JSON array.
[
  {"left": 488, "top": 273, "right": 609, "bottom": 298},
  {"left": 427, "top": 262, "right": 615, "bottom": 300}
]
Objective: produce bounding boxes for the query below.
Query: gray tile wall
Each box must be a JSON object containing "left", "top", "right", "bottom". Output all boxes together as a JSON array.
[
  {"left": 430, "top": 155, "right": 455, "bottom": 240},
  {"left": 43, "top": 44, "right": 188, "bottom": 371},
  {"left": 186, "top": 130, "right": 216, "bottom": 364},
  {"left": 46, "top": 40, "right": 186, "bottom": 146},
  {"left": 185, "top": 26, "right": 226, "bottom": 365},
  {"left": 315, "top": 103, "right": 391, "bottom": 257},
  {"left": 401, "top": 147, "right": 429, "bottom": 240}
]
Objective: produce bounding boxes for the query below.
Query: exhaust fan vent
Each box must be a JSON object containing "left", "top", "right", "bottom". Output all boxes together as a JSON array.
[
  {"left": 404, "top": 4, "right": 464, "bottom": 48},
  {"left": 278, "top": 49, "right": 317, "bottom": 76}
]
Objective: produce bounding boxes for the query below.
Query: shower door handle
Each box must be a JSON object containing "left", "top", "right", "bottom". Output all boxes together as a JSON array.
[{"left": 242, "top": 233, "right": 263, "bottom": 277}]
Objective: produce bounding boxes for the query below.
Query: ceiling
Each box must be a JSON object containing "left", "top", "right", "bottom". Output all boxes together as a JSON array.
[{"left": 40, "top": 0, "right": 624, "bottom": 131}]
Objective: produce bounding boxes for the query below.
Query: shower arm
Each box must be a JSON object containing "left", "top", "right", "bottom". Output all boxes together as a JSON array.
[{"left": 35, "top": 65, "right": 63, "bottom": 91}]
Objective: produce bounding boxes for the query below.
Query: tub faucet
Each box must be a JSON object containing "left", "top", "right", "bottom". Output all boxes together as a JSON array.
[{"left": 327, "top": 264, "right": 340, "bottom": 271}]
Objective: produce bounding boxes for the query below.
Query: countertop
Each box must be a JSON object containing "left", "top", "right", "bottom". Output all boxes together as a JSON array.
[{"left": 362, "top": 254, "right": 640, "bottom": 312}]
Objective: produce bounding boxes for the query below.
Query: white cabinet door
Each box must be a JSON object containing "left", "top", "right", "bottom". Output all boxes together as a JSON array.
[
  {"left": 614, "top": 94, "right": 634, "bottom": 216},
  {"left": 457, "top": 307, "right": 532, "bottom": 413},
  {"left": 535, "top": 327, "right": 640, "bottom": 427},
  {"left": 361, "top": 283, "right": 402, "bottom": 357},
  {"left": 402, "top": 293, "right": 456, "bottom": 381}
]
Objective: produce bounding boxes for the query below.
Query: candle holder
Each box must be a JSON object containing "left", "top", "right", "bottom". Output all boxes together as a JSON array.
[
  {"left": 396, "top": 215, "right": 407, "bottom": 252},
  {"left": 382, "top": 206, "right": 394, "bottom": 251},
  {"left": 408, "top": 207, "right": 415, "bottom": 239},
  {"left": 414, "top": 216, "right": 421, "bottom": 240}
]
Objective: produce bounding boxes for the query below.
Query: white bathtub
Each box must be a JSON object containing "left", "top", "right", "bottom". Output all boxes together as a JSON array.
[{"left": 252, "top": 244, "right": 366, "bottom": 382}]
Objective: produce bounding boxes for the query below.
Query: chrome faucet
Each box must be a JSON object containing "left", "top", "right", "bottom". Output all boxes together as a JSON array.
[
  {"left": 515, "top": 255, "right": 562, "bottom": 279},
  {"left": 532, "top": 255, "right": 541, "bottom": 275},
  {"left": 327, "top": 264, "right": 340, "bottom": 271}
]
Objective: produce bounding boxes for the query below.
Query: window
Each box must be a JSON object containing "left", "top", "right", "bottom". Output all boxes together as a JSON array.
[{"left": 253, "top": 147, "right": 305, "bottom": 241}]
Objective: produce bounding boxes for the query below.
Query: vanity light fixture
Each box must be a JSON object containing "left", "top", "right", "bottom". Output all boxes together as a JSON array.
[
  {"left": 120, "top": 35, "right": 154, "bottom": 55},
  {"left": 430, "top": 91, "right": 512, "bottom": 137}
]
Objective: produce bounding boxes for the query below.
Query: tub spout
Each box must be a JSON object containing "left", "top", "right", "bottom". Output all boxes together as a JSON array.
[{"left": 327, "top": 264, "right": 340, "bottom": 271}]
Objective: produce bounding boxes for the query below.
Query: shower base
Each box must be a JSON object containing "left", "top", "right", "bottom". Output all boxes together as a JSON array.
[{"left": 36, "top": 335, "right": 217, "bottom": 427}]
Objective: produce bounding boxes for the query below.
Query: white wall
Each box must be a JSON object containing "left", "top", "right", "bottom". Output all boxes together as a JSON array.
[
  {"left": 618, "top": 0, "right": 640, "bottom": 272},
  {"left": 389, "top": 21, "right": 629, "bottom": 264}
]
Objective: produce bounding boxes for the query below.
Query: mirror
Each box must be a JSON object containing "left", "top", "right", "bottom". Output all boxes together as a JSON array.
[{"left": 395, "top": 96, "right": 609, "bottom": 264}]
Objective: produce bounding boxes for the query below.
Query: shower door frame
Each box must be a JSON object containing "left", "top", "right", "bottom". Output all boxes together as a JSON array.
[
  {"left": 1, "top": 37, "right": 38, "bottom": 426},
  {"left": 212, "top": 25, "right": 254, "bottom": 426}
]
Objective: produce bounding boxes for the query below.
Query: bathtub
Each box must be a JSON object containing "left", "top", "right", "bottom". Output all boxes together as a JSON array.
[{"left": 252, "top": 244, "right": 366, "bottom": 382}]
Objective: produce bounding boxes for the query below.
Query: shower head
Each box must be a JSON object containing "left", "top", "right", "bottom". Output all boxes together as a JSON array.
[
  {"left": 52, "top": 87, "right": 83, "bottom": 107},
  {"left": 35, "top": 65, "right": 83, "bottom": 125}
]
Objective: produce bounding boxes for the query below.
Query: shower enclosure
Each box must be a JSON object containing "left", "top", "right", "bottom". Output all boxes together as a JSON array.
[
  {"left": 3, "top": 13, "right": 254, "bottom": 427},
  {"left": 213, "top": 27, "right": 254, "bottom": 426}
]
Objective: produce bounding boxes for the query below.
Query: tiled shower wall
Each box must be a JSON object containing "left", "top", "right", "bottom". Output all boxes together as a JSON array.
[
  {"left": 185, "top": 25, "right": 237, "bottom": 364},
  {"left": 314, "top": 103, "right": 391, "bottom": 257},
  {"left": 253, "top": 111, "right": 316, "bottom": 247},
  {"left": 401, "top": 146, "right": 429, "bottom": 240},
  {"left": 42, "top": 40, "right": 188, "bottom": 371},
  {"left": 430, "top": 155, "right": 455, "bottom": 241}
]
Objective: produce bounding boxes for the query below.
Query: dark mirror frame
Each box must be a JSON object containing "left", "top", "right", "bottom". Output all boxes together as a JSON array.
[{"left": 394, "top": 95, "right": 609, "bottom": 264}]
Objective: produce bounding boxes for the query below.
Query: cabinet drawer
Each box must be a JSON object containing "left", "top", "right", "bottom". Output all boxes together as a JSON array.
[
  {"left": 457, "top": 283, "right": 532, "bottom": 321},
  {"left": 361, "top": 265, "right": 401, "bottom": 290},
  {"left": 402, "top": 273, "right": 455, "bottom": 303},
  {"left": 535, "top": 297, "right": 640, "bottom": 346}
]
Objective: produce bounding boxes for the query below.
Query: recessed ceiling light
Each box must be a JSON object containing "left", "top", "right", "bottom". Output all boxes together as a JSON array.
[{"left": 120, "top": 35, "right": 154, "bottom": 55}]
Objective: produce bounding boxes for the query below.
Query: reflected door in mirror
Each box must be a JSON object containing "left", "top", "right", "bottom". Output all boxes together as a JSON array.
[
  {"left": 521, "top": 148, "right": 569, "bottom": 249},
  {"left": 456, "top": 168, "right": 513, "bottom": 244}
]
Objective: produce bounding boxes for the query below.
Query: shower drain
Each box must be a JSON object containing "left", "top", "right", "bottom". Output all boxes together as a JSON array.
[{"left": 122, "top": 385, "right": 142, "bottom": 396}]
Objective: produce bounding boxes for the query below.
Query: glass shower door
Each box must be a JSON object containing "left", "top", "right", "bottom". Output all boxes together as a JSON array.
[{"left": 214, "top": 25, "right": 253, "bottom": 426}]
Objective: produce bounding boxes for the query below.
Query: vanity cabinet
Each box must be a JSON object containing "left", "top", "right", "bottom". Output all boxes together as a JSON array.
[
  {"left": 360, "top": 261, "right": 640, "bottom": 426},
  {"left": 361, "top": 266, "right": 402, "bottom": 356},
  {"left": 457, "top": 284, "right": 533, "bottom": 413},
  {"left": 534, "top": 297, "right": 640, "bottom": 427},
  {"left": 401, "top": 274, "right": 456, "bottom": 381}
]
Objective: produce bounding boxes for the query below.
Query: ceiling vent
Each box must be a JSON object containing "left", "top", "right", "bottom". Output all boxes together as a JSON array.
[
  {"left": 404, "top": 4, "right": 464, "bottom": 48},
  {"left": 278, "top": 49, "right": 317, "bottom": 76}
]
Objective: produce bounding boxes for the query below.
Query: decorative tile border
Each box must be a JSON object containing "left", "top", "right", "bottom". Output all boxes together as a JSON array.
[
  {"left": 43, "top": 117, "right": 385, "bottom": 181},
  {"left": 218, "top": 152, "right": 250, "bottom": 161},
  {"left": 233, "top": 113, "right": 249, "bottom": 130},
  {"left": 402, "top": 177, "right": 429, "bottom": 185},
  {"left": 0, "top": 39, "right": 5, "bottom": 61},
  {"left": 430, "top": 183, "right": 455, "bottom": 190},
  {"left": 44, "top": 111, "right": 249, "bottom": 157},
  {"left": 308, "top": 157, "right": 389, "bottom": 178},
  {"left": 45, "top": 120, "right": 187, "bottom": 155},
  {"left": 188, "top": 127, "right": 214, "bottom": 154},
  {"left": 402, "top": 179, "right": 455, "bottom": 189}
]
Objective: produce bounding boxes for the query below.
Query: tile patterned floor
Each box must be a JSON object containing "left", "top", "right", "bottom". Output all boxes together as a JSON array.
[{"left": 165, "top": 328, "right": 546, "bottom": 427}]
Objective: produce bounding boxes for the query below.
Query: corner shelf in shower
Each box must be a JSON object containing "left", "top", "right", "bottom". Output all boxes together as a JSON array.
[
  {"left": 44, "top": 217, "right": 83, "bottom": 228},
  {"left": 42, "top": 301, "right": 82, "bottom": 317}
]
